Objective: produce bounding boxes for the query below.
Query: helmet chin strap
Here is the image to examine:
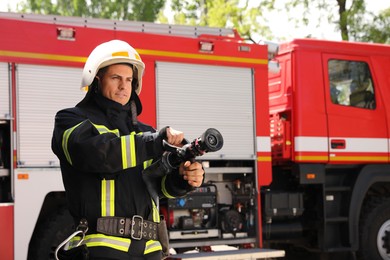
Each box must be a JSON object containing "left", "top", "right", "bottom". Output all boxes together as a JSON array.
[
  {"left": 130, "top": 100, "right": 138, "bottom": 127},
  {"left": 94, "top": 77, "right": 101, "bottom": 93}
]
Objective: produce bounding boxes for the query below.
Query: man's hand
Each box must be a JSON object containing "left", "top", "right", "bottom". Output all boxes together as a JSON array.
[
  {"left": 179, "top": 161, "right": 204, "bottom": 187},
  {"left": 166, "top": 127, "right": 184, "bottom": 146},
  {"left": 165, "top": 127, "right": 204, "bottom": 187}
]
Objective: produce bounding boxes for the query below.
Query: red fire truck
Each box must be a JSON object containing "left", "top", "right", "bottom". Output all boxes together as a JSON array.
[{"left": 0, "top": 11, "right": 389, "bottom": 260}]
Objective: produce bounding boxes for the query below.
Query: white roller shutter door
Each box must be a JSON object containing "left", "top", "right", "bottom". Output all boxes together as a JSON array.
[
  {"left": 17, "top": 64, "right": 84, "bottom": 167},
  {"left": 156, "top": 62, "right": 255, "bottom": 160},
  {"left": 0, "top": 63, "right": 10, "bottom": 119}
]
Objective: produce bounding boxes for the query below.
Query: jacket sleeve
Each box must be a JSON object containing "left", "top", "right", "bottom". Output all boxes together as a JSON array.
[
  {"left": 142, "top": 152, "right": 203, "bottom": 198},
  {"left": 52, "top": 108, "right": 165, "bottom": 175},
  {"left": 160, "top": 169, "right": 196, "bottom": 198}
]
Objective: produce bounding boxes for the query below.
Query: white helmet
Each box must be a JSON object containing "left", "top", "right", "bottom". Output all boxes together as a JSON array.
[{"left": 81, "top": 40, "right": 145, "bottom": 94}]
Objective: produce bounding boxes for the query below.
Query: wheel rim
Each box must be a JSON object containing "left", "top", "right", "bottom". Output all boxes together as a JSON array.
[{"left": 377, "top": 219, "right": 390, "bottom": 259}]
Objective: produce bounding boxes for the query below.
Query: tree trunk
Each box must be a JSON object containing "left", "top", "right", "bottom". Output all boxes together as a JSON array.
[{"left": 336, "top": 0, "right": 349, "bottom": 40}]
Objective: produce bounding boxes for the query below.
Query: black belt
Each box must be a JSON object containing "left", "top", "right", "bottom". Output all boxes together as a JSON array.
[{"left": 97, "top": 215, "right": 158, "bottom": 240}]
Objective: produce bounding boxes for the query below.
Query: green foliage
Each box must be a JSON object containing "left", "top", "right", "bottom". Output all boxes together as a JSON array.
[
  {"left": 18, "top": 0, "right": 166, "bottom": 22},
  {"left": 344, "top": 0, "right": 367, "bottom": 41},
  {"left": 353, "top": 7, "right": 390, "bottom": 44},
  {"left": 127, "top": 0, "right": 165, "bottom": 21},
  {"left": 276, "top": 0, "right": 389, "bottom": 43},
  {"left": 14, "top": 0, "right": 390, "bottom": 44},
  {"left": 161, "top": 0, "right": 275, "bottom": 42}
]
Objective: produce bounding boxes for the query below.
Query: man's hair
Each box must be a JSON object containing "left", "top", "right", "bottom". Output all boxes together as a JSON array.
[
  {"left": 97, "top": 63, "right": 134, "bottom": 77},
  {"left": 96, "top": 63, "right": 138, "bottom": 91}
]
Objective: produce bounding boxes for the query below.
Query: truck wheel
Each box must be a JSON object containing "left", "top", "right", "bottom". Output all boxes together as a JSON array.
[
  {"left": 28, "top": 207, "right": 74, "bottom": 260},
  {"left": 359, "top": 197, "right": 390, "bottom": 260}
]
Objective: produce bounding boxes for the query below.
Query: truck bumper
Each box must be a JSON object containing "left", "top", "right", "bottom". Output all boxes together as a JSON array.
[{"left": 167, "top": 248, "right": 285, "bottom": 259}]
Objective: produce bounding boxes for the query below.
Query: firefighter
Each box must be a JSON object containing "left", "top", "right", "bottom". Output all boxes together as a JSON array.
[{"left": 51, "top": 39, "right": 204, "bottom": 260}]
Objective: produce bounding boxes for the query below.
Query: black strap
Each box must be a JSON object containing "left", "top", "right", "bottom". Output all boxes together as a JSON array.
[{"left": 97, "top": 216, "right": 158, "bottom": 241}]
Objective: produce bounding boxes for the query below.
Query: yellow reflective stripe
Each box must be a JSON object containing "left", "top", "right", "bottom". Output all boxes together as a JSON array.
[
  {"left": 62, "top": 122, "right": 83, "bottom": 165},
  {"left": 130, "top": 133, "right": 136, "bottom": 167},
  {"left": 143, "top": 159, "right": 153, "bottom": 169},
  {"left": 144, "top": 240, "right": 162, "bottom": 255},
  {"left": 121, "top": 136, "right": 129, "bottom": 168},
  {"left": 101, "top": 179, "right": 106, "bottom": 216},
  {"left": 146, "top": 160, "right": 160, "bottom": 222},
  {"left": 68, "top": 234, "right": 130, "bottom": 252},
  {"left": 101, "top": 179, "right": 115, "bottom": 216},
  {"left": 0, "top": 49, "right": 268, "bottom": 66},
  {"left": 161, "top": 175, "right": 175, "bottom": 199},
  {"left": 121, "top": 132, "right": 140, "bottom": 169},
  {"left": 151, "top": 199, "right": 160, "bottom": 223},
  {"left": 138, "top": 49, "right": 268, "bottom": 65},
  {"left": 109, "top": 180, "right": 115, "bottom": 216},
  {"left": 62, "top": 121, "right": 119, "bottom": 166},
  {"left": 92, "top": 123, "right": 120, "bottom": 137}
]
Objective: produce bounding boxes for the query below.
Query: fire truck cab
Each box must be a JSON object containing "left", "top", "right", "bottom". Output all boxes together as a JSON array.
[{"left": 267, "top": 39, "right": 390, "bottom": 259}]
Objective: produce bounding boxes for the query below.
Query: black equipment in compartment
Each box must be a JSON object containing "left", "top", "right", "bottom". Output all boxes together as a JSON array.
[{"left": 167, "top": 185, "right": 219, "bottom": 239}]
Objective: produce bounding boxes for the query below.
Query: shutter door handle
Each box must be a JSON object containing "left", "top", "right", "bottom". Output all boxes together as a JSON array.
[{"left": 331, "top": 139, "right": 346, "bottom": 149}]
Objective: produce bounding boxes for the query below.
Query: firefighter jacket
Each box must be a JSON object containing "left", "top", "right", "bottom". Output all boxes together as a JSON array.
[{"left": 52, "top": 91, "right": 192, "bottom": 258}]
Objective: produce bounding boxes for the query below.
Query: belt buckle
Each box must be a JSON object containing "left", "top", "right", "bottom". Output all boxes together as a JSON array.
[{"left": 131, "top": 215, "right": 143, "bottom": 240}]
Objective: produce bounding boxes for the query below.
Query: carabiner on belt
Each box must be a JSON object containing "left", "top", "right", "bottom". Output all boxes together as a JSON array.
[{"left": 54, "top": 219, "right": 89, "bottom": 260}]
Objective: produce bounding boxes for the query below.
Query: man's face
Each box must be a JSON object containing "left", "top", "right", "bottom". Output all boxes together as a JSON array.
[{"left": 98, "top": 64, "right": 133, "bottom": 106}]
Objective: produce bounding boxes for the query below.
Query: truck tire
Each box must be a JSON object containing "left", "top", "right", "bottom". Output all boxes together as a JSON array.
[
  {"left": 28, "top": 207, "right": 74, "bottom": 260},
  {"left": 358, "top": 197, "right": 390, "bottom": 260}
]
